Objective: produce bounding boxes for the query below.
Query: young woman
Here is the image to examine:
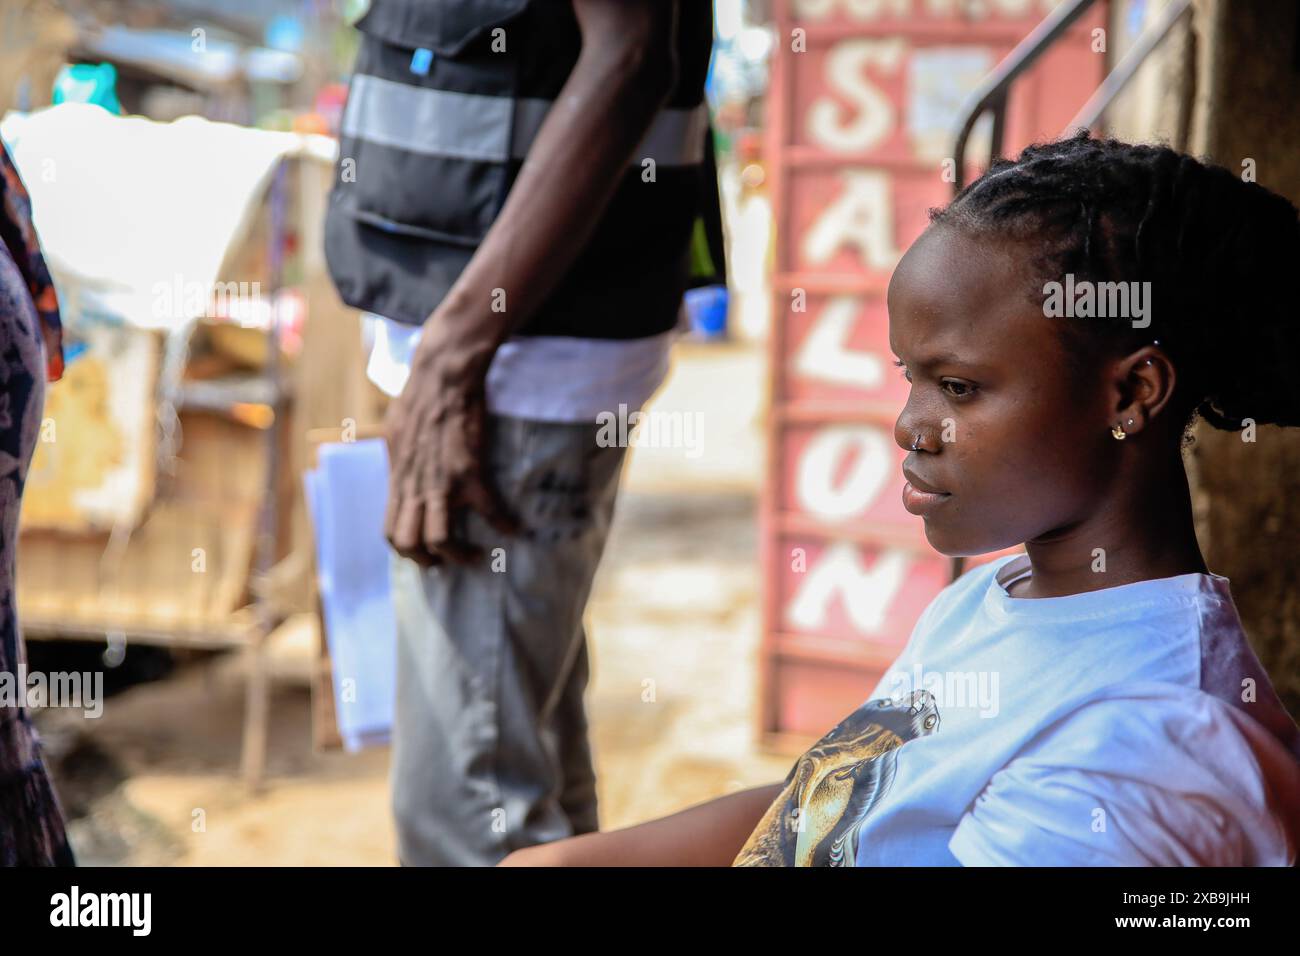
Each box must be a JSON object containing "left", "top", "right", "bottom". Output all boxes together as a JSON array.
[
  {"left": 0, "top": 139, "right": 73, "bottom": 866},
  {"left": 499, "top": 131, "right": 1300, "bottom": 867}
]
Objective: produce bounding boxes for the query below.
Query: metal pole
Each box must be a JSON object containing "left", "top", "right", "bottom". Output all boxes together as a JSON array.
[
  {"left": 952, "top": 0, "right": 1100, "bottom": 189},
  {"left": 1066, "top": 0, "right": 1193, "bottom": 132},
  {"left": 241, "top": 160, "right": 288, "bottom": 791}
]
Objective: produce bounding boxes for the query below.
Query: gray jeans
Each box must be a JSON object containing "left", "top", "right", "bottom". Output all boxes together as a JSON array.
[{"left": 388, "top": 414, "right": 627, "bottom": 865}]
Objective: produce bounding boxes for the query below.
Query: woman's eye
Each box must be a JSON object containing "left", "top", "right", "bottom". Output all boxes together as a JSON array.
[{"left": 896, "top": 362, "right": 973, "bottom": 396}]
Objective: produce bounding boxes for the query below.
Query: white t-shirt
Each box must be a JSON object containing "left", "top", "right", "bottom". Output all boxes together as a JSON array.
[
  {"left": 734, "top": 554, "right": 1300, "bottom": 867},
  {"left": 362, "top": 312, "right": 683, "bottom": 423}
]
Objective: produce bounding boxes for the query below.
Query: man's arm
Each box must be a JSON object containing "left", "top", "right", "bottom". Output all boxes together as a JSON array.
[
  {"left": 385, "top": 0, "right": 683, "bottom": 565},
  {"left": 498, "top": 782, "right": 785, "bottom": 867},
  {"left": 425, "top": 0, "right": 681, "bottom": 374}
]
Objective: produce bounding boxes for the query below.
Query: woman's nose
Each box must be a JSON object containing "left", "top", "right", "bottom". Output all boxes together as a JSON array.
[{"left": 895, "top": 405, "right": 923, "bottom": 453}]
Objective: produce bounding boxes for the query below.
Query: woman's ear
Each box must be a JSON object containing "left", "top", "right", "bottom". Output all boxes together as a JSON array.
[{"left": 1113, "top": 345, "right": 1176, "bottom": 436}]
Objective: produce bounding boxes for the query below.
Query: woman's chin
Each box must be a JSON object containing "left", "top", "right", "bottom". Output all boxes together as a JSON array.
[
  {"left": 920, "top": 522, "right": 962, "bottom": 557},
  {"left": 921, "top": 522, "right": 1008, "bottom": 560}
]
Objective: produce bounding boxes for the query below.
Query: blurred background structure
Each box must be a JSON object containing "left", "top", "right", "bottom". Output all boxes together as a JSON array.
[{"left": 0, "top": 0, "right": 1295, "bottom": 864}]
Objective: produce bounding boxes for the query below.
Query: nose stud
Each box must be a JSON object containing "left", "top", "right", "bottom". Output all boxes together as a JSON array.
[{"left": 910, "top": 434, "right": 922, "bottom": 451}]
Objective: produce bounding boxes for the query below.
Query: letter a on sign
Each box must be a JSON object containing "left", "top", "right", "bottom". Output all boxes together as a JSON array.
[{"left": 802, "top": 170, "right": 900, "bottom": 271}]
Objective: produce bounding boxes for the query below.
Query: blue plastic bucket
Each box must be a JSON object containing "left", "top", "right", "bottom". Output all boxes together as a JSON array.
[{"left": 685, "top": 285, "right": 728, "bottom": 340}]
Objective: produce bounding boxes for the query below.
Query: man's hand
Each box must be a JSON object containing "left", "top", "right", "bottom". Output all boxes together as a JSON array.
[
  {"left": 382, "top": 0, "right": 679, "bottom": 567},
  {"left": 383, "top": 332, "right": 520, "bottom": 567}
]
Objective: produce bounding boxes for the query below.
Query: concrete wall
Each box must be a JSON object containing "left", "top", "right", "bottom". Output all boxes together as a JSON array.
[{"left": 1186, "top": 0, "right": 1300, "bottom": 714}]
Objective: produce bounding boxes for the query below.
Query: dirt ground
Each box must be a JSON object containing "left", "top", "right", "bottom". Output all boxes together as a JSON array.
[{"left": 36, "top": 338, "right": 797, "bottom": 866}]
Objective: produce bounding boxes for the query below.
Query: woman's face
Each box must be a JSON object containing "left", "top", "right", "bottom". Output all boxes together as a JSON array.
[{"left": 887, "top": 225, "right": 1118, "bottom": 557}]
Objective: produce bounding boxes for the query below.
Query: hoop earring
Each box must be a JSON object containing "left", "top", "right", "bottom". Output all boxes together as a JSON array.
[{"left": 1111, "top": 423, "right": 1126, "bottom": 440}]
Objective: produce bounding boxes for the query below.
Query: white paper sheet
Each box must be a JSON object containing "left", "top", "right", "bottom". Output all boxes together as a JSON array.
[{"left": 303, "top": 438, "right": 395, "bottom": 751}]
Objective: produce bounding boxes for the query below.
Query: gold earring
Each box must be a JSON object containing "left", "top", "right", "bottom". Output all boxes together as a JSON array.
[{"left": 1111, "top": 423, "right": 1126, "bottom": 440}]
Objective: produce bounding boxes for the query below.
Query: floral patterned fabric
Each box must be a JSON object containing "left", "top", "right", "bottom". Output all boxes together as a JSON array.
[{"left": 0, "top": 138, "right": 73, "bottom": 866}]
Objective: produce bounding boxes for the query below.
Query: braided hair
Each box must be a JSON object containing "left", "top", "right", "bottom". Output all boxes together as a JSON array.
[{"left": 929, "top": 129, "right": 1300, "bottom": 432}]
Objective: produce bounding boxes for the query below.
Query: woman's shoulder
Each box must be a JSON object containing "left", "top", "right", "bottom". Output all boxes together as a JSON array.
[
  {"left": 957, "top": 680, "right": 1300, "bottom": 865},
  {"left": 1048, "top": 681, "right": 1300, "bottom": 809}
]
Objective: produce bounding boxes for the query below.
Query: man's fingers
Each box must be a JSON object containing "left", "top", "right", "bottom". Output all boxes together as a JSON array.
[
  {"left": 384, "top": 406, "right": 513, "bottom": 566},
  {"left": 388, "top": 489, "right": 426, "bottom": 556},
  {"left": 461, "top": 475, "right": 522, "bottom": 537},
  {"left": 420, "top": 495, "right": 451, "bottom": 554},
  {"left": 394, "top": 542, "right": 442, "bottom": 569},
  {"left": 386, "top": 472, "right": 485, "bottom": 567},
  {"left": 388, "top": 492, "right": 443, "bottom": 568},
  {"left": 421, "top": 495, "right": 484, "bottom": 565}
]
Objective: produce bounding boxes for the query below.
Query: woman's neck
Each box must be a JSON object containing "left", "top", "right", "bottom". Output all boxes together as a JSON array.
[{"left": 1014, "top": 452, "right": 1207, "bottom": 599}]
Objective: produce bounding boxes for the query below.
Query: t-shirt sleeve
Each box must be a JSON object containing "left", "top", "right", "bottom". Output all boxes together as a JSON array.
[{"left": 948, "top": 686, "right": 1299, "bottom": 866}]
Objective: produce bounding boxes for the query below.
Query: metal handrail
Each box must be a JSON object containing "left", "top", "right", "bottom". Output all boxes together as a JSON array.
[
  {"left": 1067, "top": 0, "right": 1193, "bottom": 131},
  {"left": 951, "top": 0, "right": 1101, "bottom": 190},
  {"left": 952, "top": 0, "right": 1196, "bottom": 192}
]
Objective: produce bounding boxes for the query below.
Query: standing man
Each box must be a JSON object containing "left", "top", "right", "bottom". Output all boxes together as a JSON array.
[{"left": 325, "top": 0, "right": 724, "bottom": 865}]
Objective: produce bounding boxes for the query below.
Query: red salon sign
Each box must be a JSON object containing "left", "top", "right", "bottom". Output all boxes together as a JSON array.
[{"left": 760, "top": 0, "right": 1108, "bottom": 747}]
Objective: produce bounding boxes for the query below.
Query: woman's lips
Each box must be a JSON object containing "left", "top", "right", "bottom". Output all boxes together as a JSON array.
[{"left": 902, "top": 481, "right": 950, "bottom": 516}]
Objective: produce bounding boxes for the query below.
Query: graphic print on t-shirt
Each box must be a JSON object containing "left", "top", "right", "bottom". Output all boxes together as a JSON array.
[{"left": 733, "top": 690, "right": 940, "bottom": 866}]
